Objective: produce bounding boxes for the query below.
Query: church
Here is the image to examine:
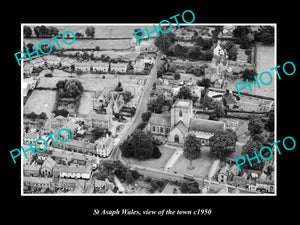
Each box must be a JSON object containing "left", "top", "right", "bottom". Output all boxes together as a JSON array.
[{"left": 148, "top": 99, "right": 226, "bottom": 147}]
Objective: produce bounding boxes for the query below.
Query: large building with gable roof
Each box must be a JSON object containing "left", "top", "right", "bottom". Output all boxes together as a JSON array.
[{"left": 148, "top": 98, "right": 226, "bottom": 147}]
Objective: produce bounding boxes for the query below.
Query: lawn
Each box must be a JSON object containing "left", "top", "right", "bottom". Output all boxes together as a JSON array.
[
  {"left": 170, "top": 147, "right": 214, "bottom": 178},
  {"left": 78, "top": 91, "right": 94, "bottom": 115},
  {"left": 24, "top": 90, "right": 56, "bottom": 116},
  {"left": 124, "top": 146, "right": 177, "bottom": 170}
]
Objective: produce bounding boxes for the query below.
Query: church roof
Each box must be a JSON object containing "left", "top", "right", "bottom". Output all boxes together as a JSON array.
[
  {"left": 148, "top": 113, "right": 171, "bottom": 127},
  {"left": 171, "top": 120, "right": 188, "bottom": 135},
  {"left": 189, "top": 118, "right": 225, "bottom": 133},
  {"left": 173, "top": 99, "right": 192, "bottom": 109}
]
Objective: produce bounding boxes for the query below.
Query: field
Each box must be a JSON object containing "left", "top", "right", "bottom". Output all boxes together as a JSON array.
[
  {"left": 24, "top": 90, "right": 56, "bottom": 116},
  {"left": 170, "top": 147, "right": 214, "bottom": 178},
  {"left": 25, "top": 25, "right": 155, "bottom": 39},
  {"left": 125, "top": 146, "right": 176, "bottom": 170},
  {"left": 224, "top": 45, "right": 275, "bottom": 98},
  {"left": 37, "top": 73, "right": 146, "bottom": 92},
  {"left": 78, "top": 91, "right": 94, "bottom": 115}
]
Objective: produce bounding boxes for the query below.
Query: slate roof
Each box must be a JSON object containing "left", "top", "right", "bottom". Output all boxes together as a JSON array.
[
  {"left": 148, "top": 113, "right": 171, "bottom": 127},
  {"left": 189, "top": 118, "right": 225, "bottom": 133},
  {"left": 53, "top": 165, "right": 91, "bottom": 174},
  {"left": 171, "top": 120, "right": 188, "bottom": 135}
]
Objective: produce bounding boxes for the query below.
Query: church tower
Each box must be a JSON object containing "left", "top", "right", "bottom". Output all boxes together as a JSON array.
[{"left": 171, "top": 99, "right": 193, "bottom": 127}]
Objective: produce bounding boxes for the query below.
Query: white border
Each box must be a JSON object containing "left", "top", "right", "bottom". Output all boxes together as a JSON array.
[{"left": 21, "top": 23, "right": 277, "bottom": 196}]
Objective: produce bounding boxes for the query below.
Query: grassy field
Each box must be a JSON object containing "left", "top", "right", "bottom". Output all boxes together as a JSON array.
[
  {"left": 170, "top": 147, "right": 214, "bottom": 177},
  {"left": 25, "top": 25, "right": 155, "bottom": 38},
  {"left": 24, "top": 90, "right": 56, "bottom": 116},
  {"left": 78, "top": 91, "right": 94, "bottom": 115},
  {"left": 125, "top": 146, "right": 177, "bottom": 170},
  {"left": 37, "top": 75, "right": 145, "bottom": 92}
]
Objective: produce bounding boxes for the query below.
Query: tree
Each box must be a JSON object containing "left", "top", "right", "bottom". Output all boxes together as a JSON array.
[
  {"left": 212, "top": 26, "right": 223, "bottom": 40},
  {"left": 120, "top": 129, "right": 154, "bottom": 160},
  {"left": 152, "top": 146, "right": 162, "bottom": 159},
  {"left": 147, "top": 94, "right": 172, "bottom": 114},
  {"left": 197, "top": 78, "right": 211, "bottom": 88},
  {"left": 91, "top": 127, "right": 111, "bottom": 140},
  {"left": 125, "top": 169, "right": 134, "bottom": 184},
  {"left": 24, "top": 26, "right": 32, "bottom": 38},
  {"left": 64, "top": 79, "right": 84, "bottom": 98},
  {"left": 223, "top": 42, "right": 238, "bottom": 61},
  {"left": 183, "top": 134, "right": 202, "bottom": 170},
  {"left": 199, "top": 50, "right": 213, "bottom": 61},
  {"left": 169, "top": 44, "right": 189, "bottom": 58},
  {"left": 176, "top": 86, "right": 192, "bottom": 100},
  {"left": 39, "top": 25, "right": 49, "bottom": 37},
  {"left": 241, "top": 69, "right": 256, "bottom": 81},
  {"left": 195, "top": 37, "right": 213, "bottom": 50},
  {"left": 75, "top": 32, "right": 84, "bottom": 38},
  {"left": 233, "top": 26, "right": 251, "bottom": 39},
  {"left": 141, "top": 111, "right": 152, "bottom": 122},
  {"left": 154, "top": 32, "right": 176, "bottom": 55},
  {"left": 211, "top": 101, "right": 226, "bottom": 119},
  {"left": 157, "top": 69, "right": 163, "bottom": 78},
  {"left": 121, "top": 91, "right": 133, "bottom": 103},
  {"left": 34, "top": 26, "right": 41, "bottom": 37},
  {"left": 115, "top": 81, "right": 123, "bottom": 92},
  {"left": 26, "top": 43, "right": 34, "bottom": 53},
  {"left": 248, "top": 116, "right": 264, "bottom": 136},
  {"left": 174, "top": 72, "right": 181, "bottom": 80},
  {"left": 209, "top": 129, "right": 237, "bottom": 159},
  {"left": 187, "top": 46, "right": 202, "bottom": 60},
  {"left": 85, "top": 27, "right": 95, "bottom": 38},
  {"left": 264, "top": 110, "right": 274, "bottom": 132},
  {"left": 241, "top": 139, "right": 264, "bottom": 170},
  {"left": 240, "top": 31, "right": 252, "bottom": 49},
  {"left": 180, "top": 181, "right": 201, "bottom": 193},
  {"left": 48, "top": 26, "right": 59, "bottom": 37}
]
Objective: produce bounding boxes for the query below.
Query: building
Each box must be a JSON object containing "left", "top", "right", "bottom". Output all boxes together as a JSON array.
[
  {"left": 110, "top": 63, "right": 127, "bottom": 73},
  {"left": 148, "top": 113, "right": 171, "bottom": 136},
  {"left": 148, "top": 99, "right": 226, "bottom": 147},
  {"left": 213, "top": 41, "right": 226, "bottom": 57},
  {"left": 23, "top": 132, "right": 39, "bottom": 145},
  {"left": 86, "top": 112, "right": 113, "bottom": 129},
  {"left": 95, "top": 135, "right": 114, "bottom": 158},
  {"left": 23, "top": 164, "right": 41, "bottom": 177},
  {"left": 218, "top": 163, "right": 230, "bottom": 183},
  {"left": 53, "top": 164, "right": 92, "bottom": 179},
  {"left": 23, "top": 64, "right": 33, "bottom": 76},
  {"left": 50, "top": 115, "right": 68, "bottom": 131},
  {"left": 55, "top": 138, "right": 97, "bottom": 156},
  {"left": 23, "top": 177, "right": 52, "bottom": 189},
  {"left": 40, "top": 158, "right": 56, "bottom": 177}
]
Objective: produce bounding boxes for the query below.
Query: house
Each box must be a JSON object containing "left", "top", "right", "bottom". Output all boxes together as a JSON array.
[
  {"left": 53, "top": 164, "right": 92, "bottom": 179},
  {"left": 60, "top": 58, "right": 74, "bottom": 69},
  {"left": 23, "top": 64, "right": 33, "bottom": 76},
  {"left": 94, "top": 179, "right": 106, "bottom": 193},
  {"left": 218, "top": 163, "right": 230, "bottom": 183},
  {"left": 213, "top": 41, "right": 226, "bottom": 57},
  {"left": 23, "top": 132, "right": 39, "bottom": 145},
  {"left": 90, "top": 62, "right": 109, "bottom": 73},
  {"left": 54, "top": 138, "right": 97, "bottom": 156},
  {"left": 23, "top": 176, "right": 52, "bottom": 189},
  {"left": 95, "top": 135, "right": 114, "bottom": 158},
  {"left": 44, "top": 55, "right": 61, "bottom": 68},
  {"left": 222, "top": 90, "right": 238, "bottom": 109},
  {"left": 133, "top": 61, "right": 145, "bottom": 73},
  {"left": 23, "top": 164, "right": 41, "bottom": 177},
  {"left": 40, "top": 157, "right": 56, "bottom": 177},
  {"left": 110, "top": 63, "right": 127, "bottom": 73},
  {"left": 148, "top": 113, "right": 171, "bottom": 136},
  {"left": 31, "top": 58, "right": 45, "bottom": 69},
  {"left": 86, "top": 111, "right": 113, "bottom": 129},
  {"left": 50, "top": 115, "right": 68, "bottom": 131}
]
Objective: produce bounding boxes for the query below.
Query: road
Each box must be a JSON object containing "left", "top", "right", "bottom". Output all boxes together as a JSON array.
[{"left": 110, "top": 50, "right": 162, "bottom": 160}]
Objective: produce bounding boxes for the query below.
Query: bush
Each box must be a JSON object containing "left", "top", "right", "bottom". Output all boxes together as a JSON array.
[
  {"left": 45, "top": 73, "right": 53, "bottom": 77},
  {"left": 174, "top": 72, "right": 181, "bottom": 80},
  {"left": 241, "top": 69, "right": 256, "bottom": 81},
  {"left": 152, "top": 146, "right": 162, "bottom": 159}
]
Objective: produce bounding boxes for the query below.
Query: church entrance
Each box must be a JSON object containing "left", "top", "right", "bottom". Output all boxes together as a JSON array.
[{"left": 174, "top": 135, "right": 179, "bottom": 143}]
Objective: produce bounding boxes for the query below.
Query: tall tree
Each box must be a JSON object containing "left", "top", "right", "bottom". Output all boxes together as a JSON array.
[
  {"left": 85, "top": 27, "right": 95, "bottom": 38},
  {"left": 248, "top": 116, "right": 264, "bottom": 136},
  {"left": 34, "top": 26, "right": 41, "bottom": 37},
  {"left": 48, "top": 26, "right": 59, "bottom": 37},
  {"left": 241, "top": 139, "right": 264, "bottom": 170},
  {"left": 176, "top": 86, "right": 193, "bottom": 100},
  {"left": 39, "top": 25, "right": 49, "bottom": 37},
  {"left": 154, "top": 32, "right": 176, "bottom": 55},
  {"left": 264, "top": 110, "right": 274, "bottom": 132},
  {"left": 209, "top": 129, "right": 237, "bottom": 159},
  {"left": 120, "top": 129, "right": 154, "bottom": 160},
  {"left": 183, "top": 134, "right": 202, "bottom": 170},
  {"left": 24, "top": 26, "right": 32, "bottom": 38}
]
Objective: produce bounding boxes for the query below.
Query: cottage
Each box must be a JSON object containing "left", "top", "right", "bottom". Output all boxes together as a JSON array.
[
  {"left": 23, "top": 176, "right": 52, "bottom": 189},
  {"left": 218, "top": 163, "right": 230, "bottom": 183},
  {"left": 110, "top": 63, "right": 128, "bottom": 73},
  {"left": 55, "top": 138, "right": 97, "bottom": 155},
  {"left": 95, "top": 135, "right": 114, "bottom": 158},
  {"left": 23, "top": 164, "right": 41, "bottom": 177},
  {"left": 53, "top": 164, "right": 92, "bottom": 179},
  {"left": 75, "top": 62, "right": 90, "bottom": 72},
  {"left": 40, "top": 158, "right": 56, "bottom": 177}
]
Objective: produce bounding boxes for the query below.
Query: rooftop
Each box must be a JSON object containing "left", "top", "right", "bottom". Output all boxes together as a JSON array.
[
  {"left": 53, "top": 165, "right": 92, "bottom": 174},
  {"left": 173, "top": 99, "right": 192, "bottom": 109},
  {"left": 189, "top": 118, "right": 225, "bottom": 133},
  {"left": 148, "top": 113, "right": 171, "bottom": 127}
]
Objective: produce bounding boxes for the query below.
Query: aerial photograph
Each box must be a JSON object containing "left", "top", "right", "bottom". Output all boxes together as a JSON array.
[{"left": 21, "top": 24, "right": 275, "bottom": 195}]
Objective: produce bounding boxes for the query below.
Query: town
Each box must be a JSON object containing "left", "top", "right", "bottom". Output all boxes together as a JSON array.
[{"left": 22, "top": 24, "right": 275, "bottom": 195}]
